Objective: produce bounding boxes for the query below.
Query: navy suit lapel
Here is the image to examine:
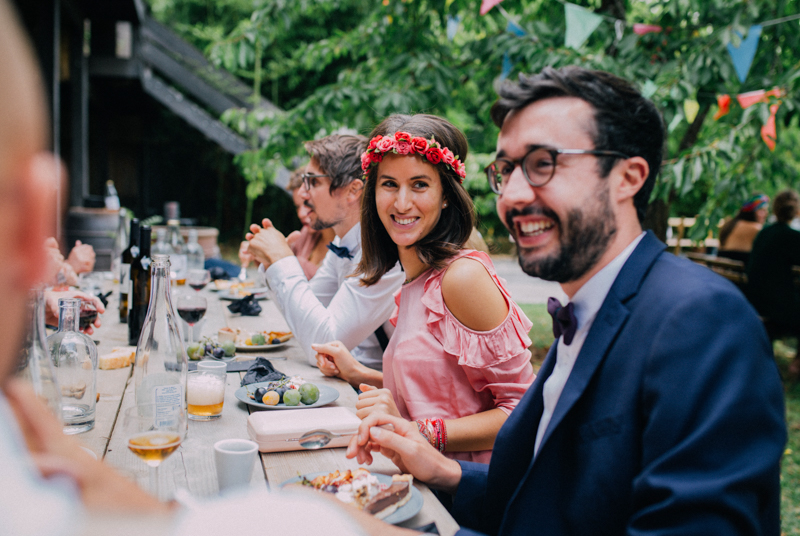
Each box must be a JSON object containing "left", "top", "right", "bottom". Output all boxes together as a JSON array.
[{"left": 534, "top": 232, "right": 666, "bottom": 455}]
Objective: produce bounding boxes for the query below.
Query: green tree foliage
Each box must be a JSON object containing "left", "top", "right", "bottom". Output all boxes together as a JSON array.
[{"left": 149, "top": 0, "right": 800, "bottom": 242}]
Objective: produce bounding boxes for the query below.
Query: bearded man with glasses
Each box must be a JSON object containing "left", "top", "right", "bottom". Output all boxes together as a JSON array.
[
  {"left": 247, "top": 134, "right": 403, "bottom": 371},
  {"left": 344, "top": 66, "right": 786, "bottom": 536}
]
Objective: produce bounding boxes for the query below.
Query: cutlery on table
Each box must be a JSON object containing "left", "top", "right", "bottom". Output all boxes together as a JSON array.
[{"left": 288, "top": 424, "right": 395, "bottom": 449}]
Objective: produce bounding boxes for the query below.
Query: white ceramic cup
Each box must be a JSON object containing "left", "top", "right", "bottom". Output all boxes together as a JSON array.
[
  {"left": 214, "top": 439, "right": 258, "bottom": 493},
  {"left": 197, "top": 360, "right": 227, "bottom": 373}
]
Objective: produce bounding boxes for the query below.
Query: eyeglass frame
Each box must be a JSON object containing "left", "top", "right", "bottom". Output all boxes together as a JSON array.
[
  {"left": 484, "top": 145, "right": 630, "bottom": 194},
  {"left": 301, "top": 172, "right": 330, "bottom": 191}
]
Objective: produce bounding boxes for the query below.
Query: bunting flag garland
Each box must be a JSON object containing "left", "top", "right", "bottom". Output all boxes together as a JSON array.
[
  {"left": 506, "top": 19, "right": 526, "bottom": 37},
  {"left": 446, "top": 15, "right": 460, "bottom": 40},
  {"left": 736, "top": 87, "right": 782, "bottom": 109},
  {"left": 633, "top": 23, "right": 662, "bottom": 35},
  {"left": 501, "top": 54, "right": 513, "bottom": 80},
  {"left": 762, "top": 104, "right": 779, "bottom": 151},
  {"left": 714, "top": 94, "right": 731, "bottom": 120},
  {"left": 683, "top": 99, "right": 700, "bottom": 124},
  {"left": 726, "top": 25, "right": 762, "bottom": 83},
  {"left": 564, "top": 3, "right": 604, "bottom": 49},
  {"left": 480, "top": 0, "right": 505, "bottom": 16}
]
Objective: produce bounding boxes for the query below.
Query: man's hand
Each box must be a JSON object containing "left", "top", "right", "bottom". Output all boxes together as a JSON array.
[
  {"left": 67, "top": 240, "right": 96, "bottom": 274},
  {"left": 4, "top": 380, "right": 169, "bottom": 513},
  {"left": 245, "top": 218, "right": 293, "bottom": 270},
  {"left": 311, "top": 341, "right": 376, "bottom": 387},
  {"left": 345, "top": 413, "right": 462, "bottom": 494},
  {"left": 45, "top": 289, "right": 105, "bottom": 334},
  {"left": 356, "top": 384, "right": 401, "bottom": 420},
  {"left": 238, "top": 240, "right": 255, "bottom": 268}
]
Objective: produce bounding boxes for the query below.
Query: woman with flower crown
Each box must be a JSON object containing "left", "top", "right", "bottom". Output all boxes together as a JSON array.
[{"left": 311, "top": 114, "right": 535, "bottom": 462}]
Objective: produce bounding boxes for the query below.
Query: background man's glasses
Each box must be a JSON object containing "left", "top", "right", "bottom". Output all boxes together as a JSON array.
[
  {"left": 301, "top": 173, "right": 329, "bottom": 190},
  {"left": 484, "top": 146, "right": 630, "bottom": 194}
]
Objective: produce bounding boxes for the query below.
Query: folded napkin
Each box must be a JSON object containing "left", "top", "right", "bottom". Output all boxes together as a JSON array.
[
  {"left": 241, "top": 357, "right": 286, "bottom": 386},
  {"left": 227, "top": 294, "right": 262, "bottom": 316}
]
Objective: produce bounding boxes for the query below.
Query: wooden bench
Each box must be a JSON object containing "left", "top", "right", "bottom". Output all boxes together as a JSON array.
[
  {"left": 684, "top": 252, "right": 747, "bottom": 288},
  {"left": 666, "top": 217, "right": 721, "bottom": 255}
]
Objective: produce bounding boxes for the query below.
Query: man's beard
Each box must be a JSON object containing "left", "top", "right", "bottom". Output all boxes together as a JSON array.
[
  {"left": 305, "top": 200, "right": 337, "bottom": 231},
  {"left": 507, "top": 183, "right": 617, "bottom": 283}
]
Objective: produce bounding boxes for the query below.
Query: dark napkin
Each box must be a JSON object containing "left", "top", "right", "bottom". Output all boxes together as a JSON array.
[
  {"left": 96, "top": 290, "right": 112, "bottom": 308},
  {"left": 209, "top": 266, "right": 231, "bottom": 281},
  {"left": 241, "top": 357, "right": 287, "bottom": 386},
  {"left": 227, "top": 294, "right": 262, "bottom": 316}
]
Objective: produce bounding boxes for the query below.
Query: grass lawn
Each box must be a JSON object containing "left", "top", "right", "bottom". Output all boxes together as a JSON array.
[{"left": 519, "top": 303, "right": 800, "bottom": 533}]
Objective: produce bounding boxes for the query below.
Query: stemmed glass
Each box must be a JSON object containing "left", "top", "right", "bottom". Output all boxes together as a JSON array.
[
  {"left": 123, "top": 403, "right": 186, "bottom": 500},
  {"left": 176, "top": 293, "right": 207, "bottom": 344},
  {"left": 187, "top": 269, "right": 211, "bottom": 291}
]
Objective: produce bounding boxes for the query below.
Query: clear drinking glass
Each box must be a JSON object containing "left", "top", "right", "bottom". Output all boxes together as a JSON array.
[
  {"left": 176, "top": 293, "right": 207, "bottom": 344},
  {"left": 187, "top": 370, "right": 225, "bottom": 421},
  {"left": 123, "top": 403, "right": 186, "bottom": 500},
  {"left": 187, "top": 269, "right": 211, "bottom": 291},
  {"left": 47, "top": 298, "right": 98, "bottom": 433}
]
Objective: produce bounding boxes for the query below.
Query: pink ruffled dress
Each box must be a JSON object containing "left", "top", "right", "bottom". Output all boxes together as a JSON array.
[{"left": 383, "top": 250, "right": 536, "bottom": 463}]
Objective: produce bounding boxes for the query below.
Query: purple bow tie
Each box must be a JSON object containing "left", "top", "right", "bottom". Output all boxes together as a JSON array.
[
  {"left": 547, "top": 297, "right": 578, "bottom": 345},
  {"left": 327, "top": 243, "right": 353, "bottom": 259}
]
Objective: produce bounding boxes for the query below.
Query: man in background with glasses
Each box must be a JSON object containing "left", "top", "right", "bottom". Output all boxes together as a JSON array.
[
  {"left": 345, "top": 66, "right": 786, "bottom": 535},
  {"left": 246, "top": 135, "right": 403, "bottom": 372}
]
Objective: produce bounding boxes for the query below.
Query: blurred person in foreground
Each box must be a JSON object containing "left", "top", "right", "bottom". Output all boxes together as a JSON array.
[
  {"left": 0, "top": 2, "right": 362, "bottom": 534},
  {"left": 285, "top": 166, "right": 336, "bottom": 280},
  {"left": 246, "top": 134, "right": 403, "bottom": 370},
  {"left": 747, "top": 189, "right": 800, "bottom": 377},
  {"left": 718, "top": 192, "right": 769, "bottom": 263},
  {"left": 345, "top": 67, "right": 786, "bottom": 535}
]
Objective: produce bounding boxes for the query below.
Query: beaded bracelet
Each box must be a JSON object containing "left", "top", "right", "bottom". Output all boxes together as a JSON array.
[{"left": 415, "top": 418, "right": 447, "bottom": 453}]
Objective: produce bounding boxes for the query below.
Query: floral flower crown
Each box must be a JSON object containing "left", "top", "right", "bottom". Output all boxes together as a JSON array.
[{"left": 361, "top": 131, "right": 467, "bottom": 183}]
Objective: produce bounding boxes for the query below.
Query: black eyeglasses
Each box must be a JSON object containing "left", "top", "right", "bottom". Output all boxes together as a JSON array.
[
  {"left": 484, "top": 146, "right": 630, "bottom": 194},
  {"left": 301, "top": 173, "right": 329, "bottom": 190}
]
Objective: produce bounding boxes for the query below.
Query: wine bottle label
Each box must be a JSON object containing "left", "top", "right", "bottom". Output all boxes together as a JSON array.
[
  {"left": 119, "top": 263, "right": 130, "bottom": 294},
  {"left": 154, "top": 384, "right": 183, "bottom": 428}
]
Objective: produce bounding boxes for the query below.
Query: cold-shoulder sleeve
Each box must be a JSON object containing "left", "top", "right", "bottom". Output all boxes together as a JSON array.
[{"left": 420, "top": 253, "right": 536, "bottom": 414}]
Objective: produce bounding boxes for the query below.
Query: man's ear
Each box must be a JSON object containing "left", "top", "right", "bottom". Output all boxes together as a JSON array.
[
  {"left": 348, "top": 178, "right": 364, "bottom": 202},
  {"left": 8, "top": 153, "right": 58, "bottom": 288},
  {"left": 615, "top": 156, "right": 649, "bottom": 203}
]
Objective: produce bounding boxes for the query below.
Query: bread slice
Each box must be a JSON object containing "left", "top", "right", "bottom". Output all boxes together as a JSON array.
[{"left": 99, "top": 346, "right": 136, "bottom": 370}]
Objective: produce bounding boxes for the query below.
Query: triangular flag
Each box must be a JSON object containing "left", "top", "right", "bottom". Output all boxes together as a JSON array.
[
  {"left": 726, "top": 25, "right": 762, "bottom": 83},
  {"left": 737, "top": 88, "right": 781, "bottom": 109},
  {"left": 447, "top": 15, "right": 460, "bottom": 40},
  {"left": 564, "top": 3, "right": 603, "bottom": 49},
  {"left": 761, "top": 103, "right": 779, "bottom": 151},
  {"left": 633, "top": 23, "right": 662, "bottom": 35},
  {"left": 501, "top": 53, "right": 513, "bottom": 80},
  {"left": 614, "top": 20, "right": 625, "bottom": 41},
  {"left": 684, "top": 99, "right": 700, "bottom": 124},
  {"left": 506, "top": 19, "right": 526, "bottom": 37},
  {"left": 480, "top": 0, "right": 504, "bottom": 15},
  {"left": 714, "top": 94, "right": 731, "bottom": 120}
]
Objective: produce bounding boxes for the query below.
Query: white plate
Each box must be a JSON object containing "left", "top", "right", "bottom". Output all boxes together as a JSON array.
[
  {"left": 235, "top": 382, "right": 339, "bottom": 410},
  {"left": 235, "top": 339, "right": 292, "bottom": 351},
  {"left": 219, "top": 290, "right": 268, "bottom": 301},
  {"left": 280, "top": 472, "right": 423, "bottom": 525}
]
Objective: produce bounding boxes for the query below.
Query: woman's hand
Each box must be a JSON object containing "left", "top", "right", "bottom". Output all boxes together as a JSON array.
[
  {"left": 345, "top": 413, "right": 462, "bottom": 494},
  {"left": 66, "top": 240, "right": 96, "bottom": 274},
  {"left": 311, "top": 341, "right": 370, "bottom": 386},
  {"left": 45, "top": 289, "right": 105, "bottom": 334},
  {"left": 356, "top": 384, "right": 401, "bottom": 420}
]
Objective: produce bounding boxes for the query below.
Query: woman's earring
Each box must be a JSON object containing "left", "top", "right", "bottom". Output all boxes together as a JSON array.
[{"left": 443, "top": 202, "right": 448, "bottom": 208}]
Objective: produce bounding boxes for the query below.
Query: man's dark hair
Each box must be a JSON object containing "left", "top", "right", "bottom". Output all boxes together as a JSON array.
[
  {"left": 304, "top": 134, "right": 367, "bottom": 193},
  {"left": 357, "top": 114, "right": 475, "bottom": 286},
  {"left": 773, "top": 189, "right": 799, "bottom": 224},
  {"left": 490, "top": 66, "right": 665, "bottom": 223}
]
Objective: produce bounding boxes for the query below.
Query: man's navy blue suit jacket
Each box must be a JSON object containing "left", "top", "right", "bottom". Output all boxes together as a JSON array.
[{"left": 451, "top": 232, "right": 786, "bottom": 535}]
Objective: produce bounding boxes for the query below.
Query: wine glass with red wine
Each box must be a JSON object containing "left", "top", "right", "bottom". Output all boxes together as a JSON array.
[
  {"left": 187, "top": 269, "right": 211, "bottom": 291},
  {"left": 176, "top": 293, "right": 207, "bottom": 344},
  {"left": 79, "top": 301, "right": 98, "bottom": 331}
]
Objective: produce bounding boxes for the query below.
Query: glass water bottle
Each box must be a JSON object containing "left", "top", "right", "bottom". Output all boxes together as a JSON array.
[
  {"left": 47, "top": 298, "right": 98, "bottom": 434},
  {"left": 186, "top": 229, "right": 204, "bottom": 272},
  {"left": 133, "top": 256, "right": 188, "bottom": 428},
  {"left": 17, "top": 289, "right": 62, "bottom": 421}
]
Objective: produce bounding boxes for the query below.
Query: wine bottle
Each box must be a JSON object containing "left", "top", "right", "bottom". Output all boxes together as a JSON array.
[
  {"left": 128, "top": 225, "right": 152, "bottom": 346},
  {"left": 119, "top": 218, "right": 139, "bottom": 323}
]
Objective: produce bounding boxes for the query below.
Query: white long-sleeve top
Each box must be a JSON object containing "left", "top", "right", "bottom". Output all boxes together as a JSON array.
[{"left": 263, "top": 223, "right": 403, "bottom": 370}]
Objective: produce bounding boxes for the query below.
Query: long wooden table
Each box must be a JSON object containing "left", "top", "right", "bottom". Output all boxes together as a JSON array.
[{"left": 78, "top": 283, "right": 459, "bottom": 535}]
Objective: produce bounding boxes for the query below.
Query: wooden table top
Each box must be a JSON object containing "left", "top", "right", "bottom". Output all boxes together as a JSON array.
[{"left": 80, "top": 281, "right": 459, "bottom": 535}]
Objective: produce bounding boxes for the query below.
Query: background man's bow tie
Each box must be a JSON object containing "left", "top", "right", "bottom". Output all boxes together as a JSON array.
[
  {"left": 327, "top": 243, "right": 353, "bottom": 259},
  {"left": 547, "top": 297, "right": 578, "bottom": 345}
]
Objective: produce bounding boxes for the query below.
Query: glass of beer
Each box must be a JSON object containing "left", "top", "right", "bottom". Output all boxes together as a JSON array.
[
  {"left": 187, "top": 370, "right": 225, "bottom": 420},
  {"left": 123, "top": 403, "right": 186, "bottom": 500}
]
